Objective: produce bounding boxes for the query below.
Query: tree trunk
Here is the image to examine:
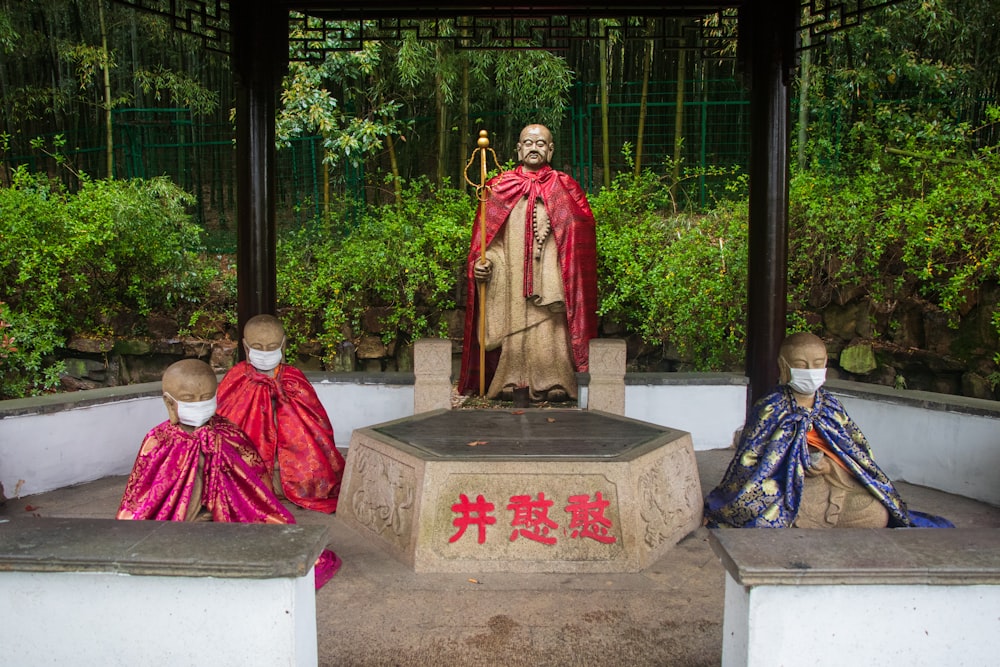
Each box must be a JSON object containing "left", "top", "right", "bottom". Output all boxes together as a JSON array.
[
  {"left": 98, "top": 0, "right": 113, "bottom": 178},
  {"left": 797, "top": 32, "right": 811, "bottom": 171},
  {"left": 459, "top": 57, "right": 470, "bottom": 193},
  {"left": 386, "top": 134, "right": 402, "bottom": 206},
  {"left": 435, "top": 44, "right": 448, "bottom": 186},
  {"left": 635, "top": 37, "right": 652, "bottom": 176},
  {"left": 671, "top": 43, "right": 686, "bottom": 207},
  {"left": 599, "top": 38, "right": 611, "bottom": 188}
]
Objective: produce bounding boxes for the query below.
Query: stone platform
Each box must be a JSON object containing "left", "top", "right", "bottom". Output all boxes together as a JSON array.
[{"left": 336, "top": 408, "right": 703, "bottom": 573}]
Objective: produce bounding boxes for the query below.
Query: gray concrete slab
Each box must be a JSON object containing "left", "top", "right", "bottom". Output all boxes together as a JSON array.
[{"left": 2, "top": 449, "right": 998, "bottom": 666}]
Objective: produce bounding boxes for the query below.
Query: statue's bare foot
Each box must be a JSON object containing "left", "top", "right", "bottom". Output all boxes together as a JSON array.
[{"left": 545, "top": 388, "right": 569, "bottom": 403}]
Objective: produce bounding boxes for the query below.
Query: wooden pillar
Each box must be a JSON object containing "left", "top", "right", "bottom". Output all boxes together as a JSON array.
[
  {"left": 232, "top": 1, "right": 288, "bottom": 348},
  {"left": 740, "top": 0, "right": 796, "bottom": 411}
]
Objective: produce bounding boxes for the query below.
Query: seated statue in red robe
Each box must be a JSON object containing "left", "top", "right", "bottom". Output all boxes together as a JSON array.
[
  {"left": 458, "top": 123, "right": 598, "bottom": 403},
  {"left": 217, "top": 314, "right": 345, "bottom": 513},
  {"left": 117, "top": 359, "right": 340, "bottom": 588}
]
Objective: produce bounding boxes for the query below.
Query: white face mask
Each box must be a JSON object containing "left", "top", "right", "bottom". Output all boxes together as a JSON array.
[
  {"left": 246, "top": 344, "right": 283, "bottom": 372},
  {"left": 165, "top": 393, "right": 217, "bottom": 428},
  {"left": 787, "top": 367, "right": 827, "bottom": 395}
]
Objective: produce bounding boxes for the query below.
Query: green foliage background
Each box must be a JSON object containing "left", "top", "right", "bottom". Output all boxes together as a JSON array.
[
  {"left": 3, "top": 135, "right": 1000, "bottom": 399},
  {"left": 0, "top": 168, "right": 216, "bottom": 397}
]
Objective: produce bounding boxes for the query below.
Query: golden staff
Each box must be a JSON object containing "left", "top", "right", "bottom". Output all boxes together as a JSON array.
[{"left": 464, "top": 130, "right": 500, "bottom": 396}]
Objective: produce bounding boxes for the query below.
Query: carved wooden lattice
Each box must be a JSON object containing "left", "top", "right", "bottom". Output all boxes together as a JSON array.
[
  {"left": 112, "top": 0, "right": 229, "bottom": 54},
  {"left": 110, "top": 0, "right": 909, "bottom": 60}
]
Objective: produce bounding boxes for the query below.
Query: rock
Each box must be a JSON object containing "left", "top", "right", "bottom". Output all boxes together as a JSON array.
[
  {"left": 62, "top": 357, "right": 107, "bottom": 380},
  {"left": 961, "top": 372, "right": 996, "bottom": 400},
  {"left": 823, "top": 301, "right": 869, "bottom": 341},
  {"left": 66, "top": 336, "right": 113, "bottom": 354},
  {"left": 59, "top": 374, "right": 101, "bottom": 391},
  {"left": 356, "top": 335, "right": 386, "bottom": 360},
  {"left": 331, "top": 341, "right": 356, "bottom": 372},
  {"left": 113, "top": 339, "right": 153, "bottom": 356},
  {"left": 839, "top": 343, "right": 877, "bottom": 375},
  {"left": 444, "top": 309, "right": 465, "bottom": 339},
  {"left": 395, "top": 341, "right": 414, "bottom": 373},
  {"left": 890, "top": 299, "right": 925, "bottom": 349},
  {"left": 362, "top": 307, "right": 393, "bottom": 334},
  {"left": 146, "top": 314, "right": 179, "bottom": 339},
  {"left": 210, "top": 340, "right": 238, "bottom": 370}
]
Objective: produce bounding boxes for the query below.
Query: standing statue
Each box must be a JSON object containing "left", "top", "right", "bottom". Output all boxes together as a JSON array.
[{"left": 458, "top": 124, "right": 598, "bottom": 402}]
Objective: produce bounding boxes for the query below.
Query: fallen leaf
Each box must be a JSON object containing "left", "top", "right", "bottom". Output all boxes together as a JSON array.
[
  {"left": 511, "top": 410, "right": 525, "bottom": 415},
  {"left": 468, "top": 578, "right": 481, "bottom": 584},
  {"left": 24, "top": 505, "right": 38, "bottom": 512},
  {"left": 546, "top": 417, "right": 556, "bottom": 423},
  {"left": 466, "top": 440, "right": 488, "bottom": 447}
]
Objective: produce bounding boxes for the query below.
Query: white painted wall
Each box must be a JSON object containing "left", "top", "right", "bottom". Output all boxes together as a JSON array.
[
  {"left": 0, "top": 569, "right": 317, "bottom": 666},
  {"left": 2, "top": 377, "right": 997, "bottom": 504},
  {"left": 625, "top": 382, "right": 747, "bottom": 450},
  {"left": 0, "top": 381, "right": 414, "bottom": 497},
  {"left": 722, "top": 574, "right": 999, "bottom": 667},
  {"left": 311, "top": 379, "right": 413, "bottom": 448},
  {"left": 0, "top": 396, "right": 163, "bottom": 496},
  {"left": 836, "top": 392, "right": 1000, "bottom": 506}
]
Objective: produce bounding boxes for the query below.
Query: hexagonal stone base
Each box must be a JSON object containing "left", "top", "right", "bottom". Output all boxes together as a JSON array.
[{"left": 336, "top": 409, "right": 703, "bottom": 573}]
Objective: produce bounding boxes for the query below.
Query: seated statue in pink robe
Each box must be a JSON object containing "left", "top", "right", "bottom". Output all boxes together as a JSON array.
[{"left": 117, "top": 359, "right": 340, "bottom": 588}]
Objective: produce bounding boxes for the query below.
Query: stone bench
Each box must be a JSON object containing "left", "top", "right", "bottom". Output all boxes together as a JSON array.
[
  {"left": 0, "top": 517, "right": 330, "bottom": 666},
  {"left": 709, "top": 528, "right": 1000, "bottom": 667}
]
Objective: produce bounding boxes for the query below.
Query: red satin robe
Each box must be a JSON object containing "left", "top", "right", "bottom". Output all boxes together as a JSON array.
[
  {"left": 217, "top": 361, "right": 345, "bottom": 513},
  {"left": 458, "top": 164, "right": 599, "bottom": 395}
]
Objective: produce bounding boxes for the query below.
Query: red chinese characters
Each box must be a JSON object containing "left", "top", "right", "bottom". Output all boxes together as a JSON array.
[
  {"left": 507, "top": 492, "right": 558, "bottom": 545},
  {"left": 449, "top": 490, "right": 618, "bottom": 546},
  {"left": 449, "top": 493, "right": 497, "bottom": 544}
]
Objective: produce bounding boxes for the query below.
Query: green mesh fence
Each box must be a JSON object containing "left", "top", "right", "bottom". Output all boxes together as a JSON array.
[
  {"left": 7, "top": 84, "right": 984, "bottom": 254},
  {"left": 1, "top": 82, "right": 749, "bottom": 252}
]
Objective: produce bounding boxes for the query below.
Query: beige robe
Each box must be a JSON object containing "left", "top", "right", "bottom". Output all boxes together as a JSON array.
[
  {"left": 793, "top": 451, "right": 890, "bottom": 528},
  {"left": 482, "top": 196, "right": 577, "bottom": 400}
]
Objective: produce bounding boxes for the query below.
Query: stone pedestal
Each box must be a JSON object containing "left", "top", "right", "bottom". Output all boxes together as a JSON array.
[
  {"left": 413, "top": 338, "right": 452, "bottom": 414},
  {"left": 0, "top": 519, "right": 327, "bottom": 666},
  {"left": 587, "top": 338, "right": 626, "bottom": 414},
  {"left": 337, "top": 409, "right": 703, "bottom": 573},
  {"left": 710, "top": 529, "right": 1000, "bottom": 667}
]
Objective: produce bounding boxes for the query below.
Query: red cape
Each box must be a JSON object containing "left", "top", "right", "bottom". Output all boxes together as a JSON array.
[
  {"left": 217, "top": 361, "right": 345, "bottom": 513},
  {"left": 458, "top": 164, "right": 598, "bottom": 395}
]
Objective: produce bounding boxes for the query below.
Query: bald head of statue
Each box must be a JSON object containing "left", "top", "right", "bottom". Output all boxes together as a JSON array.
[
  {"left": 243, "top": 314, "right": 286, "bottom": 373},
  {"left": 516, "top": 124, "right": 555, "bottom": 173},
  {"left": 162, "top": 359, "right": 218, "bottom": 431},
  {"left": 777, "top": 332, "right": 829, "bottom": 406}
]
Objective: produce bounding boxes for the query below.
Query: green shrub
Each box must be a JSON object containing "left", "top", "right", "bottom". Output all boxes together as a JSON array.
[
  {"left": 593, "top": 169, "right": 748, "bottom": 370},
  {"left": 0, "top": 168, "right": 217, "bottom": 398},
  {"left": 277, "top": 177, "right": 473, "bottom": 364},
  {"left": 789, "top": 144, "right": 1000, "bottom": 336}
]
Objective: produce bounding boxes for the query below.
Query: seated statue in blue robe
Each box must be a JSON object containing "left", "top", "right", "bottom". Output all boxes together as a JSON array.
[{"left": 705, "top": 332, "right": 952, "bottom": 529}]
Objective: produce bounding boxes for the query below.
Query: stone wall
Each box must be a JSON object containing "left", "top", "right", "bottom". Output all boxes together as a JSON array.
[{"left": 55, "top": 285, "right": 1000, "bottom": 402}]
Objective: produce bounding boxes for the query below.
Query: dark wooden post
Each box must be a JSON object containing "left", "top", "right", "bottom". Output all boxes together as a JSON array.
[
  {"left": 740, "top": 0, "right": 797, "bottom": 411},
  {"left": 232, "top": 0, "right": 288, "bottom": 350}
]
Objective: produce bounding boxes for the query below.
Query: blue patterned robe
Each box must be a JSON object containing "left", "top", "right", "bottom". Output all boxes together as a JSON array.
[{"left": 704, "top": 386, "right": 950, "bottom": 528}]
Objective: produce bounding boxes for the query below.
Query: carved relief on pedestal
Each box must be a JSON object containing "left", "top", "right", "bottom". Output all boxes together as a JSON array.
[
  {"left": 638, "top": 448, "right": 702, "bottom": 548},
  {"left": 350, "top": 447, "right": 416, "bottom": 545}
]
